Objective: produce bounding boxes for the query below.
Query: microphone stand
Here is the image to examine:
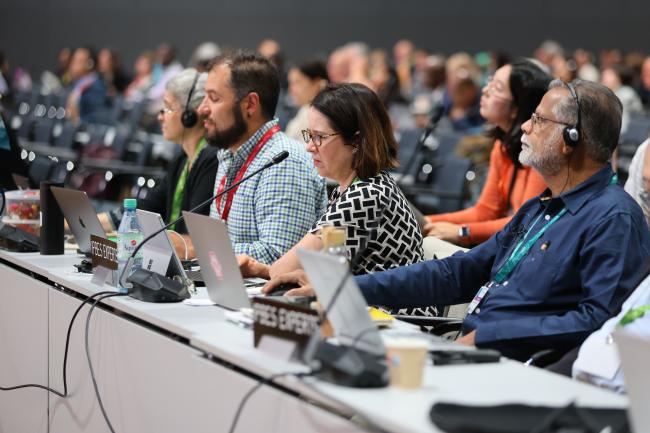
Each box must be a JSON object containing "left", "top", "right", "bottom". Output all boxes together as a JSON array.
[
  {"left": 399, "top": 104, "right": 444, "bottom": 187},
  {"left": 118, "top": 151, "right": 289, "bottom": 292}
]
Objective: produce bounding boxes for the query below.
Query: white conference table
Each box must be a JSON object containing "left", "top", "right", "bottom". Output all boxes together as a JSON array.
[{"left": 0, "top": 249, "right": 627, "bottom": 433}]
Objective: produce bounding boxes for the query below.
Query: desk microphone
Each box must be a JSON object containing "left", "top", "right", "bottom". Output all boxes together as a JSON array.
[
  {"left": 302, "top": 217, "right": 389, "bottom": 388},
  {"left": 119, "top": 151, "right": 290, "bottom": 300}
]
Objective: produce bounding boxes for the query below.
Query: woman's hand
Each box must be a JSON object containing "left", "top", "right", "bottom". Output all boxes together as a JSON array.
[
  {"left": 423, "top": 221, "right": 463, "bottom": 244},
  {"left": 262, "top": 270, "right": 315, "bottom": 297},
  {"left": 236, "top": 254, "right": 270, "bottom": 279}
]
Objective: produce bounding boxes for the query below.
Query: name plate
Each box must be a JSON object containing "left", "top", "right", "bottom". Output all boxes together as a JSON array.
[
  {"left": 90, "top": 235, "right": 118, "bottom": 270},
  {"left": 252, "top": 297, "right": 320, "bottom": 350}
]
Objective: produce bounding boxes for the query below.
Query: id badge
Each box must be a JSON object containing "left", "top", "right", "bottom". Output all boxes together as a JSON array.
[{"left": 466, "top": 283, "right": 492, "bottom": 315}]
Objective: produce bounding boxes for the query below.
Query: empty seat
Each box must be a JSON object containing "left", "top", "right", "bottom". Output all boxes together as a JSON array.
[
  {"left": 53, "top": 121, "right": 78, "bottom": 149},
  {"left": 33, "top": 118, "right": 56, "bottom": 144}
]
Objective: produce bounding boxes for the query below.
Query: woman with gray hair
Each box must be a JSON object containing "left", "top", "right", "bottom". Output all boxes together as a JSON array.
[{"left": 137, "top": 68, "right": 219, "bottom": 234}]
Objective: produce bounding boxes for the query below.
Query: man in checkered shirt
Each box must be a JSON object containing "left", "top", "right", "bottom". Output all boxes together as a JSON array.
[{"left": 173, "top": 50, "right": 326, "bottom": 264}]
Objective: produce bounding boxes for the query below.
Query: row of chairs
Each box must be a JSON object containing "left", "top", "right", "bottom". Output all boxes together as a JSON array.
[
  {"left": 14, "top": 115, "right": 153, "bottom": 165},
  {"left": 12, "top": 87, "right": 148, "bottom": 129},
  {"left": 618, "top": 113, "right": 650, "bottom": 181},
  {"left": 395, "top": 128, "right": 474, "bottom": 215},
  {"left": 5, "top": 87, "right": 168, "bottom": 203}
]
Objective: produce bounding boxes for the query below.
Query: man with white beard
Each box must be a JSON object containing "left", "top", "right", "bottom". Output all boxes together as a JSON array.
[{"left": 354, "top": 80, "right": 650, "bottom": 362}]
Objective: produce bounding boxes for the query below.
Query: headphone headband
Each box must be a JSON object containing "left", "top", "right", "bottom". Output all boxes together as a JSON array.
[
  {"left": 181, "top": 72, "right": 200, "bottom": 128},
  {"left": 563, "top": 81, "right": 581, "bottom": 147}
]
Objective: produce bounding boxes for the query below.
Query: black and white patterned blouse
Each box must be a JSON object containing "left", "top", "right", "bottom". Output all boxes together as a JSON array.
[
  {"left": 312, "top": 171, "right": 424, "bottom": 274},
  {"left": 312, "top": 172, "right": 437, "bottom": 316}
]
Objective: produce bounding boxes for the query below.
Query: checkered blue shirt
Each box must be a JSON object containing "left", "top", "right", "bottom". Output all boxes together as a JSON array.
[{"left": 210, "top": 119, "right": 327, "bottom": 264}]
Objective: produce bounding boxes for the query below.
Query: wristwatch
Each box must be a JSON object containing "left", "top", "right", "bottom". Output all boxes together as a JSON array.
[{"left": 458, "top": 225, "right": 470, "bottom": 239}]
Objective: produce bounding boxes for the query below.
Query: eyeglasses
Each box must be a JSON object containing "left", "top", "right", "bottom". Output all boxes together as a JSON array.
[
  {"left": 483, "top": 76, "right": 512, "bottom": 102},
  {"left": 159, "top": 106, "right": 176, "bottom": 116},
  {"left": 530, "top": 112, "right": 572, "bottom": 130},
  {"left": 301, "top": 129, "right": 340, "bottom": 147}
]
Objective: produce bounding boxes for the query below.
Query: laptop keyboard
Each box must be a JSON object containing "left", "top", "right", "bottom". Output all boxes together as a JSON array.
[
  {"left": 185, "top": 269, "right": 266, "bottom": 289},
  {"left": 185, "top": 269, "right": 203, "bottom": 282}
]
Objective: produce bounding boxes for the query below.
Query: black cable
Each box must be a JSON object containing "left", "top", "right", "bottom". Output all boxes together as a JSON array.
[
  {"left": 0, "top": 187, "right": 5, "bottom": 216},
  {"left": 227, "top": 370, "right": 315, "bottom": 433},
  {"left": 0, "top": 290, "right": 118, "bottom": 397},
  {"left": 84, "top": 292, "right": 129, "bottom": 433}
]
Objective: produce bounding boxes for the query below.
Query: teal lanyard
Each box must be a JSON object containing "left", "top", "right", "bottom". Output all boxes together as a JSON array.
[
  {"left": 493, "top": 208, "right": 568, "bottom": 283},
  {"left": 493, "top": 173, "right": 618, "bottom": 284}
]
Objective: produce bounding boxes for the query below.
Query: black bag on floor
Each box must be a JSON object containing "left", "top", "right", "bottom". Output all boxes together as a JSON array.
[{"left": 429, "top": 402, "right": 630, "bottom": 433}]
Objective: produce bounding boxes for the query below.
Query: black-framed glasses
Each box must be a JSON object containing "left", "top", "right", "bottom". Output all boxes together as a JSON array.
[
  {"left": 301, "top": 129, "right": 340, "bottom": 147},
  {"left": 531, "top": 112, "right": 572, "bottom": 130}
]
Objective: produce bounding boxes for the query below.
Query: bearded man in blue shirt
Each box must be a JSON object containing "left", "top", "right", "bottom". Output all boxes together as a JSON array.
[{"left": 357, "top": 79, "right": 650, "bottom": 361}]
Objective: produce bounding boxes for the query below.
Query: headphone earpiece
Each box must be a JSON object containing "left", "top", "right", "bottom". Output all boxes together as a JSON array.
[
  {"left": 181, "top": 110, "right": 198, "bottom": 128},
  {"left": 181, "top": 72, "right": 200, "bottom": 129},
  {"left": 563, "top": 82, "right": 581, "bottom": 148},
  {"left": 563, "top": 126, "right": 580, "bottom": 147}
]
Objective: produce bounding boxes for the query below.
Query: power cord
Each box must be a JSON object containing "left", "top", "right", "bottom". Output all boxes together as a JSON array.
[
  {"left": 227, "top": 370, "right": 315, "bottom": 433},
  {"left": 84, "top": 291, "right": 129, "bottom": 433},
  {"left": 0, "top": 187, "right": 5, "bottom": 217},
  {"left": 0, "top": 290, "right": 117, "bottom": 397}
]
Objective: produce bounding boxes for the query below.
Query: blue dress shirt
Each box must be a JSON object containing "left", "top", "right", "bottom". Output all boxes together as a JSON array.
[{"left": 356, "top": 166, "right": 650, "bottom": 361}]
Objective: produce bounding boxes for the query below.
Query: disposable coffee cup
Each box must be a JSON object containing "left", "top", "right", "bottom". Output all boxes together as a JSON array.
[{"left": 385, "top": 337, "right": 429, "bottom": 389}]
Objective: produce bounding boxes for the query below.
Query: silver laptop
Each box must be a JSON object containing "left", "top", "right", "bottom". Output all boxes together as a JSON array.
[
  {"left": 50, "top": 186, "right": 106, "bottom": 254},
  {"left": 182, "top": 211, "right": 250, "bottom": 310},
  {"left": 614, "top": 331, "right": 650, "bottom": 433},
  {"left": 136, "top": 209, "right": 188, "bottom": 282},
  {"left": 297, "top": 249, "right": 386, "bottom": 357}
]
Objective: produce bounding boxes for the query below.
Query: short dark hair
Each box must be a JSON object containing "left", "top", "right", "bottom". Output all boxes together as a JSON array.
[
  {"left": 311, "top": 83, "right": 398, "bottom": 179},
  {"left": 549, "top": 79, "right": 623, "bottom": 163},
  {"left": 490, "top": 58, "right": 551, "bottom": 167},
  {"left": 209, "top": 50, "right": 280, "bottom": 119},
  {"left": 296, "top": 58, "right": 329, "bottom": 82}
]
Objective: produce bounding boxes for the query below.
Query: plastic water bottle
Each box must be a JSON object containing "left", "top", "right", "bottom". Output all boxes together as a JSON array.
[
  {"left": 321, "top": 226, "right": 348, "bottom": 259},
  {"left": 117, "top": 198, "right": 143, "bottom": 292}
]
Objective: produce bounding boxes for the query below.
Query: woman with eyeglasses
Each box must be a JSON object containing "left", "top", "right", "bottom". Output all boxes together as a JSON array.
[
  {"left": 423, "top": 59, "right": 551, "bottom": 246},
  {"left": 133, "top": 68, "right": 218, "bottom": 234},
  {"left": 239, "top": 83, "right": 430, "bottom": 310}
]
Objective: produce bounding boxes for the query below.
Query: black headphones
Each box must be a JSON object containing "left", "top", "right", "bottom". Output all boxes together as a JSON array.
[
  {"left": 563, "top": 82, "right": 581, "bottom": 147},
  {"left": 180, "top": 72, "right": 200, "bottom": 128}
]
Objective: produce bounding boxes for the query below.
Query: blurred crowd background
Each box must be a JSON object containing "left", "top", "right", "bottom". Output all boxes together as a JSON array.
[{"left": 1, "top": 0, "right": 649, "bottom": 214}]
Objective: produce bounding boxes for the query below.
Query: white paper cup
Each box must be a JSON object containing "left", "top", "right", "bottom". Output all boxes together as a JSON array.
[{"left": 385, "top": 337, "right": 429, "bottom": 389}]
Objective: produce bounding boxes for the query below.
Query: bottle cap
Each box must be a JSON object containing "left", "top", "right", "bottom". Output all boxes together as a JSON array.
[
  {"left": 321, "top": 226, "right": 346, "bottom": 248},
  {"left": 123, "top": 198, "right": 137, "bottom": 209}
]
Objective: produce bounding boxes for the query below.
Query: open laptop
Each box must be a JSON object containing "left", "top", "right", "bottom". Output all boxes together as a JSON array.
[
  {"left": 50, "top": 186, "right": 106, "bottom": 254},
  {"left": 136, "top": 209, "right": 189, "bottom": 283},
  {"left": 614, "top": 331, "right": 650, "bottom": 433},
  {"left": 297, "top": 249, "right": 386, "bottom": 357},
  {"left": 182, "top": 211, "right": 250, "bottom": 310}
]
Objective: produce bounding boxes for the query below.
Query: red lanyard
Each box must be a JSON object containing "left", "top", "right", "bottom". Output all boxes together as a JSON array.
[{"left": 214, "top": 125, "right": 281, "bottom": 222}]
